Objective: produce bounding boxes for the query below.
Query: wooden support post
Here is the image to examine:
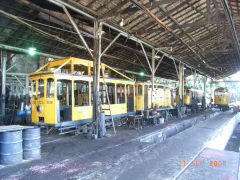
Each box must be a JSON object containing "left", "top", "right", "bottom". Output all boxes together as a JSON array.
[
  {"left": 92, "top": 21, "right": 102, "bottom": 137},
  {"left": 178, "top": 63, "right": 184, "bottom": 106},
  {"left": 25, "top": 75, "right": 29, "bottom": 106},
  {"left": 210, "top": 78, "right": 213, "bottom": 103},
  {"left": 203, "top": 76, "right": 207, "bottom": 110},
  {"left": 193, "top": 70, "right": 197, "bottom": 99}
]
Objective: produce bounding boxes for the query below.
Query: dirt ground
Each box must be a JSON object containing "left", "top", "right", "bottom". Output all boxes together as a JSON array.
[{"left": 0, "top": 111, "right": 236, "bottom": 180}]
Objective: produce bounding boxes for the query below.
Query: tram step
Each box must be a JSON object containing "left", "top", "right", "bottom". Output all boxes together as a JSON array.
[{"left": 59, "top": 125, "right": 76, "bottom": 131}]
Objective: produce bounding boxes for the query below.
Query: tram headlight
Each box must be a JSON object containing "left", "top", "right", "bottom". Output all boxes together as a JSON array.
[{"left": 36, "top": 105, "right": 42, "bottom": 113}]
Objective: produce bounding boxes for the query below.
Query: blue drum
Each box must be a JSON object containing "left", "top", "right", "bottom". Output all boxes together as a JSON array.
[
  {"left": 0, "top": 130, "right": 23, "bottom": 165},
  {"left": 23, "top": 127, "right": 41, "bottom": 160}
]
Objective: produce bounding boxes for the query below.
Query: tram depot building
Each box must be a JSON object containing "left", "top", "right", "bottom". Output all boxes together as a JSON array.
[{"left": 0, "top": 0, "right": 240, "bottom": 179}]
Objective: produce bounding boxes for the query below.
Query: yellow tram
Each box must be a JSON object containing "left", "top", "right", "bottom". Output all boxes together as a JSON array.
[
  {"left": 214, "top": 87, "right": 236, "bottom": 111},
  {"left": 30, "top": 57, "right": 136, "bottom": 127},
  {"left": 135, "top": 83, "right": 174, "bottom": 111},
  {"left": 176, "top": 86, "right": 192, "bottom": 105},
  {"left": 29, "top": 57, "right": 176, "bottom": 128}
]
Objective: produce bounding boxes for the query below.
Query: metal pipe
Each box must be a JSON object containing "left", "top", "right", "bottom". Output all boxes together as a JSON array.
[
  {"left": 14, "top": 75, "right": 24, "bottom": 87},
  {"left": 0, "top": 10, "right": 87, "bottom": 52},
  {"left": 101, "top": 33, "right": 121, "bottom": 57},
  {"left": 25, "top": 75, "right": 29, "bottom": 105},
  {"left": 173, "top": 59, "right": 179, "bottom": 79},
  {"left": 104, "top": 64, "right": 133, "bottom": 81},
  {"left": 19, "top": 0, "right": 159, "bottom": 65},
  {"left": 130, "top": 0, "right": 219, "bottom": 71},
  {"left": 47, "top": 0, "right": 207, "bottom": 76},
  {"left": 62, "top": 5, "right": 94, "bottom": 59},
  {"left": 6, "top": 72, "right": 28, "bottom": 76},
  {"left": 140, "top": 42, "right": 153, "bottom": 73},
  {"left": 151, "top": 49, "right": 155, "bottom": 108},
  {"left": 211, "top": 81, "right": 240, "bottom": 83},
  {"left": 0, "top": 43, "right": 63, "bottom": 58},
  {"left": 48, "top": 0, "right": 95, "bottom": 21},
  {"left": 48, "top": 0, "right": 155, "bottom": 49},
  {"left": 154, "top": 55, "right": 165, "bottom": 74},
  {"left": 1, "top": 49, "right": 6, "bottom": 124},
  {"left": 6, "top": 62, "right": 18, "bottom": 72}
]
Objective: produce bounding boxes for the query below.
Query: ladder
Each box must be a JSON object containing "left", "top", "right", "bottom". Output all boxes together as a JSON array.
[{"left": 100, "top": 63, "right": 116, "bottom": 134}]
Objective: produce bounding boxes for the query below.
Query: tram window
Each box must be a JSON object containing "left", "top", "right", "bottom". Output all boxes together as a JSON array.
[
  {"left": 106, "top": 83, "right": 115, "bottom": 104},
  {"left": 74, "top": 81, "right": 89, "bottom": 106},
  {"left": 38, "top": 79, "right": 44, "bottom": 98},
  {"left": 186, "top": 90, "right": 190, "bottom": 96},
  {"left": 32, "top": 80, "right": 36, "bottom": 98},
  {"left": 117, "top": 84, "right": 125, "bottom": 104},
  {"left": 91, "top": 82, "right": 93, "bottom": 104},
  {"left": 47, "top": 78, "right": 54, "bottom": 98},
  {"left": 127, "top": 85, "right": 134, "bottom": 96},
  {"left": 138, "top": 85, "right": 142, "bottom": 96},
  {"left": 135, "top": 85, "right": 137, "bottom": 96},
  {"left": 57, "top": 80, "right": 72, "bottom": 106}
]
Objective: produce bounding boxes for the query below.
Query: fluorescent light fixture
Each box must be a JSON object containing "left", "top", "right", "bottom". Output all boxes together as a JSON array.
[
  {"left": 140, "top": 72, "right": 144, "bottom": 76},
  {"left": 28, "top": 47, "right": 36, "bottom": 56}
]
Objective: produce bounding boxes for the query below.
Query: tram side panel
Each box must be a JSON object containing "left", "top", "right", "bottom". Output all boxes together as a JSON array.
[
  {"left": 31, "top": 74, "right": 136, "bottom": 126},
  {"left": 136, "top": 83, "right": 144, "bottom": 111},
  {"left": 30, "top": 75, "right": 57, "bottom": 125},
  {"left": 72, "top": 77, "right": 92, "bottom": 122}
]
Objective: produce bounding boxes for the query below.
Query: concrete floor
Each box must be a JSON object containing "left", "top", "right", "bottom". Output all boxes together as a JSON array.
[
  {"left": 225, "top": 123, "right": 240, "bottom": 152},
  {"left": 83, "top": 111, "right": 238, "bottom": 180},
  {"left": 0, "top": 111, "right": 238, "bottom": 180}
]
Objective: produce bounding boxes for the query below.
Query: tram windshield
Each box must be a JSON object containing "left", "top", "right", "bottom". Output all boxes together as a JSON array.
[
  {"left": 38, "top": 79, "right": 44, "bottom": 98},
  {"left": 47, "top": 78, "right": 54, "bottom": 98},
  {"left": 32, "top": 80, "right": 36, "bottom": 98}
]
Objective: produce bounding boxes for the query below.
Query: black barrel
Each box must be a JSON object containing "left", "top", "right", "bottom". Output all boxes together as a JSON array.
[
  {"left": 0, "top": 130, "right": 23, "bottom": 165},
  {"left": 23, "top": 128, "right": 41, "bottom": 160}
]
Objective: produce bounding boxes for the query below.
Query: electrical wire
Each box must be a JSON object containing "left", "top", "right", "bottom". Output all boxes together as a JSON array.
[{"left": 17, "top": 16, "right": 93, "bottom": 38}]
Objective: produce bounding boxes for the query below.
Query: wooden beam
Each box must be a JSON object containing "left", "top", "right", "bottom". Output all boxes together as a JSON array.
[
  {"left": 136, "top": 0, "right": 191, "bottom": 35},
  {"left": 151, "top": 0, "right": 185, "bottom": 6},
  {"left": 98, "top": 0, "right": 129, "bottom": 21}
]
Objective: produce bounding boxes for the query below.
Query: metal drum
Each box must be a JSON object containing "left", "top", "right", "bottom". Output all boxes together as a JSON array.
[
  {"left": 0, "top": 130, "right": 23, "bottom": 165},
  {"left": 23, "top": 128, "right": 41, "bottom": 160}
]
